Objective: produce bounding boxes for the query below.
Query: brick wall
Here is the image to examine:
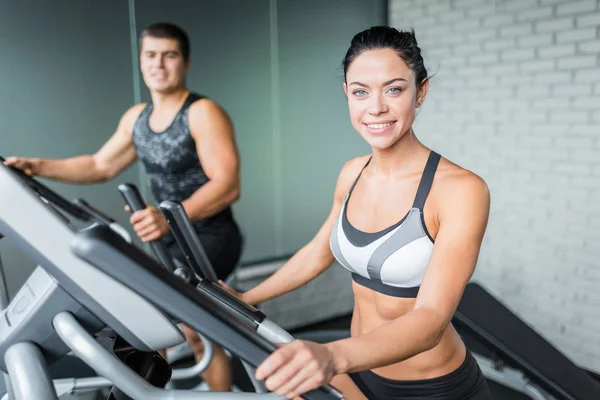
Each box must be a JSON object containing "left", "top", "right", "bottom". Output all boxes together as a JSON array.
[{"left": 390, "top": 0, "right": 600, "bottom": 373}]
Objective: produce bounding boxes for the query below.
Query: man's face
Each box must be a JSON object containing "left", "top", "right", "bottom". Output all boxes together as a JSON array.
[{"left": 140, "top": 36, "right": 188, "bottom": 93}]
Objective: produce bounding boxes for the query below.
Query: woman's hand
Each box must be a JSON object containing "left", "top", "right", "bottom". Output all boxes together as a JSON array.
[
  {"left": 129, "top": 205, "right": 169, "bottom": 242},
  {"left": 256, "top": 340, "right": 337, "bottom": 399}
]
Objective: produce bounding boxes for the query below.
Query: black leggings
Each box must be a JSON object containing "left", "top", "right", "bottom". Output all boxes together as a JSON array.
[
  {"left": 348, "top": 351, "right": 490, "bottom": 400},
  {"left": 166, "top": 223, "right": 243, "bottom": 282}
]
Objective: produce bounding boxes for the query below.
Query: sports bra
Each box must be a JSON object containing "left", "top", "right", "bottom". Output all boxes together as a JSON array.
[{"left": 329, "top": 151, "right": 441, "bottom": 298}]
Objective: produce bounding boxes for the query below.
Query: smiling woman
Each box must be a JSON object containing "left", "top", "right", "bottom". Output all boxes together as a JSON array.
[{"left": 236, "top": 26, "right": 492, "bottom": 400}]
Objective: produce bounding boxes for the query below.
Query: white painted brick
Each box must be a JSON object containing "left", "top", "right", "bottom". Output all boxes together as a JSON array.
[
  {"left": 575, "top": 68, "right": 600, "bottom": 82},
  {"left": 413, "top": 16, "right": 437, "bottom": 28},
  {"left": 484, "top": 14, "right": 516, "bottom": 28},
  {"left": 558, "top": 55, "right": 598, "bottom": 69},
  {"left": 439, "top": 10, "right": 466, "bottom": 24},
  {"left": 392, "top": 6, "right": 424, "bottom": 21},
  {"left": 422, "top": 25, "right": 453, "bottom": 38},
  {"left": 573, "top": 96, "right": 600, "bottom": 109},
  {"left": 389, "top": 0, "right": 600, "bottom": 374},
  {"left": 441, "top": 56, "right": 467, "bottom": 67},
  {"left": 467, "top": 100, "right": 496, "bottom": 111},
  {"left": 498, "top": 99, "right": 529, "bottom": 111},
  {"left": 531, "top": 124, "right": 570, "bottom": 135},
  {"left": 557, "top": 27, "right": 598, "bottom": 43},
  {"left": 541, "top": 0, "right": 582, "bottom": 5},
  {"left": 552, "top": 83, "right": 593, "bottom": 96},
  {"left": 519, "top": 135, "right": 554, "bottom": 147},
  {"left": 532, "top": 97, "right": 571, "bottom": 110},
  {"left": 556, "top": 0, "right": 597, "bottom": 16},
  {"left": 520, "top": 59, "right": 556, "bottom": 72},
  {"left": 500, "top": 0, "right": 539, "bottom": 12},
  {"left": 555, "top": 136, "right": 596, "bottom": 148},
  {"left": 469, "top": 53, "right": 499, "bottom": 65},
  {"left": 455, "top": 42, "right": 482, "bottom": 55},
  {"left": 576, "top": 12, "right": 600, "bottom": 28},
  {"left": 534, "top": 71, "right": 572, "bottom": 84},
  {"left": 500, "top": 75, "right": 535, "bottom": 86},
  {"left": 467, "top": 29, "right": 497, "bottom": 43},
  {"left": 484, "top": 37, "right": 517, "bottom": 51},
  {"left": 456, "top": 68, "right": 485, "bottom": 80},
  {"left": 467, "top": 4, "right": 497, "bottom": 18},
  {"left": 517, "top": 85, "right": 552, "bottom": 98},
  {"left": 538, "top": 44, "right": 577, "bottom": 58},
  {"left": 426, "top": 47, "right": 453, "bottom": 60},
  {"left": 438, "top": 33, "right": 469, "bottom": 46},
  {"left": 517, "top": 6, "right": 554, "bottom": 22},
  {"left": 453, "top": 19, "right": 481, "bottom": 33},
  {"left": 579, "top": 40, "right": 600, "bottom": 54},
  {"left": 488, "top": 63, "right": 518, "bottom": 75},
  {"left": 425, "top": 2, "right": 451, "bottom": 16},
  {"left": 550, "top": 111, "right": 590, "bottom": 123},
  {"left": 518, "top": 33, "right": 554, "bottom": 48},
  {"left": 536, "top": 17, "right": 575, "bottom": 33},
  {"left": 500, "top": 23, "right": 534, "bottom": 38},
  {"left": 502, "top": 48, "right": 536, "bottom": 61},
  {"left": 553, "top": 161, "right": 592, "bottom": 174},
  {"left": 571, "top": 124, "right": 600, "bottom": 136},
  {"left": 571, "top": 150, "right": 600, "bottom": 164},
  {"left": 484, "top": 87, "right": 514, "bottom": 98},
  {"left": 512, "top": 111, "right": 548, "bottom": 122},
  {"left": 454, "top": 0, "right": 486, "bottom": 9},
  {"left": 533, "top": 148, "right": 571, "bottom": 162},
  {"left": 477, "top": 110, "right": 512, "bottom": 122}
]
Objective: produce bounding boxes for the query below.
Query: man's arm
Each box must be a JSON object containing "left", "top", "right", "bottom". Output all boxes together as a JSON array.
[
  {"left": 181, "top": 99, "right": 240, "bottom": 221},
  {"left": 4, "top": 104, "right": 145, "bottom": 184}
]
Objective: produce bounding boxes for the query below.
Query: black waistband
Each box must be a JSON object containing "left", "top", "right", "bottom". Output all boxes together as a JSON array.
[{"left": 348, "top": 351, "right": 489, "bottom": 399}]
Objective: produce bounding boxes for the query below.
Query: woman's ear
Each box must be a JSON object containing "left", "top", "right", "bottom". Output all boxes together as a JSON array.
[{"left": 416, "top": 77, "right": 430, "bottom": 108}]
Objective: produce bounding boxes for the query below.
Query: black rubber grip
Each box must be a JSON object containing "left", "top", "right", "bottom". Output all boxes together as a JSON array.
[{"left": 117, "top": 183, "right": 177, "bottom": 274}]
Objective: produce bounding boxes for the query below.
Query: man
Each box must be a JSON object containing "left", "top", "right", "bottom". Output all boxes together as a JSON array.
[{"left": 5, "top": 22, "right": 241, "bottom": 391}]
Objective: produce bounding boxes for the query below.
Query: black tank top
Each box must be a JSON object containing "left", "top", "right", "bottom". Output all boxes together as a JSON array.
[{"left": 131, "top": 93, "right": 235, "bottom": 237}]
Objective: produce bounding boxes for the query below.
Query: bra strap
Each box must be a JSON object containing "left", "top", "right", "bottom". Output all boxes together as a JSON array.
[{"left": 412, "top": 151, "right": 441, "bottom": 210}]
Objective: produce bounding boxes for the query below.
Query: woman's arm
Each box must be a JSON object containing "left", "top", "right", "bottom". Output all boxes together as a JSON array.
[{"left": 255, "top": 171, "right": 491, "bottom": 397}]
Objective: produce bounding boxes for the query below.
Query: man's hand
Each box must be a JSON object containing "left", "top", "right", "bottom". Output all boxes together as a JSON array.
[
  {"left": 129, "top": 205, "right": 170, "bottom": 242},
  {"left": 3, "top": 157, "right": 41, "bottom": 176}
]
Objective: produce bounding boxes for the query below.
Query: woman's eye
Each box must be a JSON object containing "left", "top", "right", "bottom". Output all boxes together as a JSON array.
[
  {"left": 353, "top": 90, "right": 367, "bottom": 97},
  {"left": 387, "top": 87, "right": 402, "bottom": 94}
]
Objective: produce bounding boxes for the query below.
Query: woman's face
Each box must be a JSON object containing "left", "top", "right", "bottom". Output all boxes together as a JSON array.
[{"left": 344, "top": 48, "right": 427, "bottom": 150}]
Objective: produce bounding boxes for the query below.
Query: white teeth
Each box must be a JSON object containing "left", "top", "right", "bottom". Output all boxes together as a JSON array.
[{"left": 367, "top": 122, "right": 393, "bottom": 129}]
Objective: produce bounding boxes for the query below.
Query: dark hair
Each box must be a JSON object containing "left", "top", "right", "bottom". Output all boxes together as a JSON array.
[
  {"left": 140, "top": 22, "right": 190, "bottom": 62},
  {"left": 343, "top": 26, "right": 428, "bottom": 88}
]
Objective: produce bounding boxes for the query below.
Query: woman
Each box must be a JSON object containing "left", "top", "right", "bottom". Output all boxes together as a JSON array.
[{"left": 226, "top": 26, "right": 491, "bottom": 399}]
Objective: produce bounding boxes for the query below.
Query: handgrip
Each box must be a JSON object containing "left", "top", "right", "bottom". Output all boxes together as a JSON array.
[
  {"left": 117, "top": 183, "right": 146, "bottom": 213},
  {"left": 117, "top": 183, "right": 177, "bottom": 274}
]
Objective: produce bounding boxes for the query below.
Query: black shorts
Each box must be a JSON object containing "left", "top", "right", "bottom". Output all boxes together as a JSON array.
[
  {"left": 348, "top": 351, "right": 490, "bottom": 400},
  {"left": 166, "top": 223, "right": 243, "bottom": 282}
]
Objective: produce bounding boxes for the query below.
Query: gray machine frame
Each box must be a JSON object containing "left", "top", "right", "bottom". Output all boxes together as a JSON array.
[{"left": 0, "top": 163, "right": 343, "bottom": 399}]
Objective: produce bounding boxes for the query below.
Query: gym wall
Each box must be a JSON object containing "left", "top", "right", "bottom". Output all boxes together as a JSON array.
[
  {"left": 390, "top": 0, "right": 600, "bottom": 373},
  {"left": 0, "top": 0, "right": 141, "bottom": 299},
  {"left": 0, "top": 0, "right": 385, "bottom": 305}
]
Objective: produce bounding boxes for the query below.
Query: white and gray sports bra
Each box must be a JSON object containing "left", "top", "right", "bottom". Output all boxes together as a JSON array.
[{"left": 330, "top": 151, "right": 440, "bottom": 298}]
